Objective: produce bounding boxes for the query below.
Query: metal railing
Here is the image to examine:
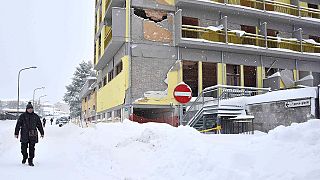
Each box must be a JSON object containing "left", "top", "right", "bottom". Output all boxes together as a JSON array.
[
  {"left": 182, "top": 25, "right": 320, "bottom": 54},
  {"left": 182, "top": 85, "right": 270, "bottom": 125},
  {"left": 211, "top": 0, "right": 320, "bottom": 19}
]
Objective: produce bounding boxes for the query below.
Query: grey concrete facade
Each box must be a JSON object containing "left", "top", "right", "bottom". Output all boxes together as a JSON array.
[{"left": 248, "top": 97, "right": 318, "bottom": 132}]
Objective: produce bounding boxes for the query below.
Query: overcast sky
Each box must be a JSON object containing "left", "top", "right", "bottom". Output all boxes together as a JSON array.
[{"left": 0, "top": 0, "right": 95, "bottom": 104}]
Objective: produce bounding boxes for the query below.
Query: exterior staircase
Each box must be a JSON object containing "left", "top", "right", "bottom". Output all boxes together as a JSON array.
[{"left": 182, "top": 85, "right": 270, "bottom": 133}]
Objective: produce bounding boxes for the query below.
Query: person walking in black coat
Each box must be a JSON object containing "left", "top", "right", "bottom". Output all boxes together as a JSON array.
[
  {"left": 50, "top": 118, "right": 53, "bottom": 125},
  {"left": 42, "top": 118, "right": 46, "bottom": 127},
  {"left": 14, "top": 102, "right": 44, "bottom": 166}
]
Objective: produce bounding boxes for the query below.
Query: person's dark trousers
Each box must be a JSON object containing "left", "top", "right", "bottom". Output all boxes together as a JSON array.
[{"left": 21, "top": 142, "right": 35, "bottom": 160}]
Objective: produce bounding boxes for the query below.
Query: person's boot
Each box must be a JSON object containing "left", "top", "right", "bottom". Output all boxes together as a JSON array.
[
  {"left": 28, "top": 158, "right": 34, "bottom": 166},
  {"left": 22, "top": 157, "right": 27, "bottom": 164}
]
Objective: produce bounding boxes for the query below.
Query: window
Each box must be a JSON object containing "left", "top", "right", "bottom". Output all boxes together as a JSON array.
[
  {"left": 182, "top": 17, "right": 199, "bottom": 38},
  {"left": 226, "top": 65, "right": 241, "bottom": 86},
  {"left": 265, "top": 68, "right": 281, "bottom": 77},
  {"left": 85, "top": 97, "right": 87, "bottom": 102},
  {"left": 202, "top": 62, "right": 217, "bottom": 89},
  {"left": 183, "top": 61, "right": 198, "bottom": 97},
  {"left": 93, "top": 105, "right": 96, "bottom": 111},
  {"left": 103, "top": 76, "right": 107, "bottom": 86},
  {"left": 310, "top": 35, "right": 320, "bottom": 43},
  {"left": 241, "top": 25, "right": 256, "bottom": 45},
  {"left": 308, "top": 4, "right": 318, "bottom": 9},
  {"left": 99, "top": 81, "right": 102, "bottom": 89},
  {"left": 267, "top": 29, "right": 279, "bottom": 48},
  {"left": 244, "top": 66, "right": 257, "bottom": 87},
  {"left": 108, "top": 71, "right": 114, "bottom": 82},
  {"left": 116, "top": 61, "right": 123, "bottom": 76}
]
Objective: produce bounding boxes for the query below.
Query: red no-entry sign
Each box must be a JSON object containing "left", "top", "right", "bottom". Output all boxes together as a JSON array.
[{"left": 173, "top": 83, "right": 192, "bottom": 104}]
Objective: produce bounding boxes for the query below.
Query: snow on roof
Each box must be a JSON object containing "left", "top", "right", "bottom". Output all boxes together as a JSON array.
[{"left": 246, "top": 87, "right": 318, "bottom": 105}]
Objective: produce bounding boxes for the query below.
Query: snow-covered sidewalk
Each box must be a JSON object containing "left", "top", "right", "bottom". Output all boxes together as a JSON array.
[{"left": 0, "top": 119, "right": 320, "bottom": 180}]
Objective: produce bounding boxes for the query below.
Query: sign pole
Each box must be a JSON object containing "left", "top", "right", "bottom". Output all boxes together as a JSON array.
[
  {"left": 173, "top": 83, "right": 192, "bottom": 126},
  {"left": 179, "top": 104, "right": 183, "bottom": 125}
]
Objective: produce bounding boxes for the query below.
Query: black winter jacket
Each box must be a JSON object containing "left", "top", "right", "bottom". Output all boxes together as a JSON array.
[{"left": 14, "top": 112, "right": 44, "bottom": 143}]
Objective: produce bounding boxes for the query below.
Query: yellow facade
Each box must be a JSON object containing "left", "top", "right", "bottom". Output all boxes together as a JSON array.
[
  {"left": 96, "top": 56, "right": 129, "bottom": 112},
  {"left": 198, "top": 61, "right": 203, "bottom": 94}
]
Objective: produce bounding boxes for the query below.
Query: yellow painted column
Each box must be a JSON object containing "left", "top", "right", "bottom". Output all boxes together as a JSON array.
[
  {"left": 217, "top": 63, "right": 226, "bottom": 85},
  {"left": 102, "top": 0, "right": 106, "bottom": 18},
  {"left": 293, "top": 69, "right": 299, "bottom": 81},
  {"left": 101, "top": 26, "right": 106, "bottom": 55},
  {"left": 256, "top": 66, "right": 264, "bottom": 88},
  {"left": 240, "top": 65, "right": 244, "bottom": 87},
  {"left": 95, "top": 40, "right": 99, "bottom": 64},
  {"left": 198, "top": 61, "right": 203, "bottom": 94},
  {"left": 280, "top": 80, "right": 285, "bottom": 89}
]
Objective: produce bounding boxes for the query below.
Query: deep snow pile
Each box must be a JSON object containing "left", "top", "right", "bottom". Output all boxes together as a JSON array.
[{"left": 1, "top": 119, "right": 320, "bottom": 180}]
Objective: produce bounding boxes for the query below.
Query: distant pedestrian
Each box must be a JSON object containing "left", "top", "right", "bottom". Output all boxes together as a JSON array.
[
  {"left": 50, "top": 118, "right": 53, "bottom": 125},
  {"left": 42, "top": 118, "right": 46, "bottom": 127},
  {"left": 14, "top": 102, "right": 44, "bottom": 166}
]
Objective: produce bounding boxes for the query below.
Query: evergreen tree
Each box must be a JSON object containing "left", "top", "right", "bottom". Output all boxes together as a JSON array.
[{"left": 64, "top": 61, "right": 95, "bottom": 117}]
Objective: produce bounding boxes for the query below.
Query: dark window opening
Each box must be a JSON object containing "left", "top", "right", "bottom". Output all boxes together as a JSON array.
[
  {"left": 108, "top": 71, "right": 114, "bottom": 82},
  {"left": 202, "top": 62, "right": 217, "bottom": 89},
  {"left": 265, "top": 68, "right": 281, "bottom": 77},
  {"left": 99, "top": 81, "right": 102, "bottom": 89},
  {"left": 116, "top": 61, "right": 123, "bottom": 76},
  {"left": 244, "top": 66, "right": 257, "bottom": 87},
  {"left": 241, "top": 25, "right": 256, "bottom": 34},
  {"left": 182, "top": 16, "right": 199, "bottom": 39},
  {"left": 85, "top": 97, "right": 87, "bottom": 102},
  {"left": 241, "top": 25, "right": 256, "bottom": 45},
  {"left": 310, "top": 35, "right": 320, "bottom": 43},
  {"left": 183, "top": 61, "right": 199, "bottom": 97},
  {"left": 103, "top": 76, "right": 107, "bottom": 86},
  {"left": 226, "top": 64, "right": 241, "bottom": 86},
  {"left": 267, "top": 29, "right": 279, "bottom": 48},
  {"left": 308, "top": 4, "right": 318, "bottom": 9}
]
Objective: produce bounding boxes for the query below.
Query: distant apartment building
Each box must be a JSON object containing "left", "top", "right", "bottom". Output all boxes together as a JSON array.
[
  {"left": 80, "top": 77, "right": 97, "bottom": 122},
  {"left": 82, "top": 0, "right": 320, "bottom": 124}
]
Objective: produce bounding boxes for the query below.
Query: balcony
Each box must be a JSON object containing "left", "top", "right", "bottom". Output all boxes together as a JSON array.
[
  {"left": 210, "top": 0, "right": 320, "bottom": 19},
  {"left": 95, "top": 7, "right": 126, "bottom": 71},
  {"left": 104, "top": 0, "right": 125, "bottom": 25},
  {"left": 174, "top": 10, "right": 320, "bottom": 62},
  {"left": 176, "top": 0, "right": 320, "bottom": 27},
  {"left": 181, "top": 25, "right": 320, "bottom": 53}
]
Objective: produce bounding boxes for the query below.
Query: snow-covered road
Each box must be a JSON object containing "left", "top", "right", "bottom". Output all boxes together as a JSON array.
[{"left": 1, "top": 119, "right": 320, "bottom": 180}]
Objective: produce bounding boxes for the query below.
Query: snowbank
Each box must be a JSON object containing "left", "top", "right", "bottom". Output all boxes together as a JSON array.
[{"left": 1, "top": 119, "right": 320, "bottom": 180}]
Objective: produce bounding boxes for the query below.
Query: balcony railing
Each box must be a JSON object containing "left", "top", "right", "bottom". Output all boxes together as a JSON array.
[
  {"left": 211, "top": 0, "right": 320, "bottom": 19},
  {"left": 181, "top": 25, "right": 320, "bottom": 54},
  {"left": 104, "top": 27, "right": 112, "bottom": 51}
]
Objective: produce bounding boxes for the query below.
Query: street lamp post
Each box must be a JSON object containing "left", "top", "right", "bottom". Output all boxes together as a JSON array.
[
  {"left": 17, "top": 66, "right": 37, "bottom": 118},
  {"left": 33, "top": 87, "right": 45, "bottom": 107},
  {"left": 38, "top": 95, "right": 47, "bottom": 116}
]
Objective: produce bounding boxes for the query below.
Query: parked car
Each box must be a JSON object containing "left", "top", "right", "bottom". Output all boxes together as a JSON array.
[{"left": 56, "top": 117, "right": 69, "bottom": 125}]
